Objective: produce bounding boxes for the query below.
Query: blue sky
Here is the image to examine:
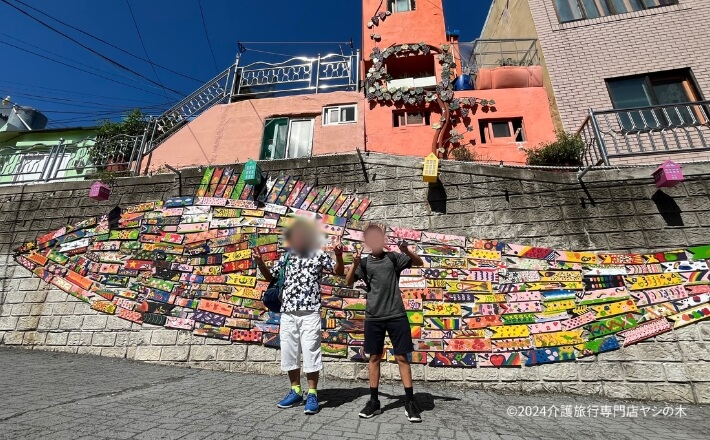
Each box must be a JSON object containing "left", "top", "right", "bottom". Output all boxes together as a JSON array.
[{"left": 0, "top": 0, "right": 491, "bottom": 127}]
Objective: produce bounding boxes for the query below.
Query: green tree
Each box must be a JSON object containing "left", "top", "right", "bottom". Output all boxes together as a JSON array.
[{"left": 90, "top": 109, "right": 148, "bottom": 170}]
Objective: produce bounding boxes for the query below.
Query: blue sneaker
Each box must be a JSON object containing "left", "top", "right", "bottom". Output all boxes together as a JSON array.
[
  {"left": 277, "top": 389, "right": 303, "bottom": 408},
  {"left": 304, "top": 392, "right": 319, "bottom": 414}
]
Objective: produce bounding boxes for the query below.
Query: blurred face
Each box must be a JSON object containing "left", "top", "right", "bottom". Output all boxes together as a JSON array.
[
  {"left": 364, "top": 227, "right": 385, "bottom": 252},
  {"left": 286, "top": 219, "right": 321, "bottom": 253}
]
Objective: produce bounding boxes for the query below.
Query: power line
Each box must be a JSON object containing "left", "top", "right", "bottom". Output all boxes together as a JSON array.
[
  {"left": 0, "top": 31, "right": 172, "bottom": 93},
  {"left": 0, "top": 80, "right": 159, "bottom": 104},
  {"left": 10, "top": 0, "right": 203, "bottom": 84},
  {"left": 197, "top": 0, "right": 219, "bottom": 71},
  {"left": 0, "top": 0, "right": 184, "bottom": 95},
  {"left": 0, "top": 40, "right": 170, "bottom": 99},
  {"left": 5, "top": 91, "right": 174, "bottom": 111},
  {"left": 124, "top": 0, "right": 170, "bottom": 99}
]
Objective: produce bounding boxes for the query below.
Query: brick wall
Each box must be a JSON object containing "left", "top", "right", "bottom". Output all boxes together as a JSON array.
[
  {"left": 527, "top": 0, "right": 710, "bottom": 133},
  {"left": 2, "top": 153, "right": 710, "bottom": 403}
]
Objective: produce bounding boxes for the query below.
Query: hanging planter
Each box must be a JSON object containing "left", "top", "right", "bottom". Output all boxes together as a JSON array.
[
  {"left": 89, "top": 181, "right": 111, "bottom": 201},
  {"left": 653, "top": 160, "right": 685, "bottom": 188}
]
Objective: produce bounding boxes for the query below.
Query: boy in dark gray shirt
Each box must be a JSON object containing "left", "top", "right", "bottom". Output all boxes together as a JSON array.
[{"left": 345, "top": 224, "right": 424, "bottom": 422}]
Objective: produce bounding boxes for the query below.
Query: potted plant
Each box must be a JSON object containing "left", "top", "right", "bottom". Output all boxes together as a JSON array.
[
  {"left": 524, "top": 131, "right": 585, "bottom": 167},
  {"left": 475, "top": 58, "right": 543, "bottom": 90},
  {"left": 90, "top": 109, "right": 148, "bottom": 172}
]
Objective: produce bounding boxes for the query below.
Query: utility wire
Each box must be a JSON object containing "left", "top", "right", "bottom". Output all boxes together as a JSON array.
[
  {"left": 124, "top": 0, "right": 170, "bottom": 99},
  {"left": 0, "top": 0, "right": 184, "bottom": 95},
  {"left": 197, "top": 0, "right": 219, "bottom": 71},
  {"left": 7, "top": 0, "right": 203, "bottom": 84},
  {"left": 5, "top": 91, "right": 174, "bottom": 110},
  {"left": 0, "top": 80, "right": 159, "bottom": 104},
  {"left": 0, "top": 40, "right": 170, "bottom": 99},
  {"left": 0, "top": 31, "right": 172, "bottom": 93}
]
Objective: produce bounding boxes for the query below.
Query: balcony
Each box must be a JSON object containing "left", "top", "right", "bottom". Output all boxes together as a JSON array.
[
  {"left": 386, "top": 76, "right": 438, "bottom": 89},
  {"left": 577, "top": 101, "right": 710, "bottom": 166},
  {"left": 458, "top": 39, "right": 542, "bottom": 90},
  {"left": 460, "top": 39, "right": 540, "bottom": 73}
]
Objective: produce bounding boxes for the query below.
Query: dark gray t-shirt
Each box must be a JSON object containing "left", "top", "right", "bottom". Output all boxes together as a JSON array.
[{"left": 354, "top": 252, "right": 412, "bottom": 321}]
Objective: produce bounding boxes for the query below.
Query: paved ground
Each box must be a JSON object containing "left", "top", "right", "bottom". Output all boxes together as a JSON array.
[{"left": 1, "top": 347, "right": 708, "bottom": 440}]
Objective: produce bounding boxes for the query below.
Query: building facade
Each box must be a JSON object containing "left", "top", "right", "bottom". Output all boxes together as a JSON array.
[
  {"left": 482, "top": 0, "right": 710, "bottom": 165},
  {"left": 0, "top": 127, "right": 97, "bottom": 184},
  {"left": 142, "top": 0, "right": 557, "bottom": 171}
]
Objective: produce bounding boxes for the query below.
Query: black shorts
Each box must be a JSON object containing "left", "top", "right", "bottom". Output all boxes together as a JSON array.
[{"left": 364, "top": 315, "right": 414, "bottom": 356}]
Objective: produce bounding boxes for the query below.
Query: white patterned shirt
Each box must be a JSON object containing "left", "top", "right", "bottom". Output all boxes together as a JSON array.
[{"left": 270, "top": 250, "right": 334, "bottom": 312}]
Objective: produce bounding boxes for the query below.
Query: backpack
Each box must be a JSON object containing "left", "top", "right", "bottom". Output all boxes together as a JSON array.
[
  {"left": 262, "top": 252, "right": 291, "bottom": 313},
  {"left": 359, "top": 252, "right": 399, "bottom": 292}
]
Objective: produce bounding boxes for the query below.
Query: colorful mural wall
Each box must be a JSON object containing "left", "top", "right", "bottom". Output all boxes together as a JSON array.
[{"left": 12, "top": 166, "right": 710, "bottom": 368}]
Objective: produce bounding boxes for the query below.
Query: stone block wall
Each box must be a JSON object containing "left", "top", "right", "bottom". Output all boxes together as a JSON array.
[{"left": 2, "top": 153, "right": 710, "bottom": 403}]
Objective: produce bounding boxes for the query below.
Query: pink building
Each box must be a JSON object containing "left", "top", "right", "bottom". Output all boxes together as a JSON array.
[{"left": 141, "top": 0, "right": 557, "bottom": 171}]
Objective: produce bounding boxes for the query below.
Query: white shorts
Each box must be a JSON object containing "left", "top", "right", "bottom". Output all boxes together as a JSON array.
[{"left": 279, "top": 310, "right": 323, "bottom": 373}]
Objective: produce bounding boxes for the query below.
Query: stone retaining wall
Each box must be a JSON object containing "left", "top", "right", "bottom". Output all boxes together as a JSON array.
[{"left": 2, "top": 153, "right": 709, "bottom": 403}]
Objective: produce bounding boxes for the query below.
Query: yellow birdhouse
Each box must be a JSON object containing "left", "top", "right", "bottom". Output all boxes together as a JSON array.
[{"left": 422, "top": 153, "right": 439, "bottom": 183}]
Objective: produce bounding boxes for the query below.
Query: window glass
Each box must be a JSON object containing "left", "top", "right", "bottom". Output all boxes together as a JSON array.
[
  {"left": 652, "top": 80, "right": 694, "bottom": 125},
  {"left": 260, "top": 118, "right": 288, "bottom": 160},
  {"left": 609, "top": 0, "right": 636, "bottom": 13},
  {"left": 607, "top": 70, "right": 702, "bottom": 129},
  {"left": 325, "top": 108, "right": 339, "bottom": 124},
  {"left": 491, "top": 121, "right": 512, "bottom": 138},
  {"left": 554, "top": 0, "right": 584, "bottom": 22},
  {"left": 389, "top": 0, "right": 414, "bottom": 13},
  {"left": 512, "top": 119, "right": 526, "bottom": 142},
  {"left": 407, "top": 112, "right": 424, "bottom": 125},
  {"left": 607, "top": 77, "right": 653, "bottom": 109},
  {"left": 341, "top": 106, "right": 356, "bottom": 122},
  {"left": 287, "top": 120, "right": 313, "bottom": 158},
  {"left": 556, "top": 0, "right": 676, "bottom": 22}
]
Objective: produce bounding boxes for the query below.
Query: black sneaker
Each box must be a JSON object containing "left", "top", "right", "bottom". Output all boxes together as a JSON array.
[
  {"left": 404, "top": 400, "right": 422, "bottom": 423},
  {"left": 358, "top": 399, "right": 382, "bottom": 418}
]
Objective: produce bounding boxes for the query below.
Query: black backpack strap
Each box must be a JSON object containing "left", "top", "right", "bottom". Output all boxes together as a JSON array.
[{"left": 386, "top": 252, "right": 398, "bottom": 269}]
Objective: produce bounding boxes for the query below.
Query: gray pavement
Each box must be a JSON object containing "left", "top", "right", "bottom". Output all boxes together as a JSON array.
[{"left": 0, "top": 347, "right": 708, "bottom": 440}]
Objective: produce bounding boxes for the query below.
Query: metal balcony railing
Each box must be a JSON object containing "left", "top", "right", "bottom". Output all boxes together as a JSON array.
[
  {"left": 459, "top": 39, "right": 540, "bottom": 74},
  {"left": 577, "top": 101, "right": 710, "bottom": 166},
  {"left": 0, "top": 133, "right": 142, "bottom": 185},
  {"left": 141, "top": 51, "right": 360, "bottom": 155},
  {"left": 1, "top": 51, "right": 361, "bottom": 185}
]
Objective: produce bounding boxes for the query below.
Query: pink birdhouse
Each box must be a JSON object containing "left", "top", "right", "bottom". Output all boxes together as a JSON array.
[
  {"left": 652, "top": 160, "right": 684, "bottom": 188},
  {"left": 89, "top": 181, "right": 111, "bottom": 201}
]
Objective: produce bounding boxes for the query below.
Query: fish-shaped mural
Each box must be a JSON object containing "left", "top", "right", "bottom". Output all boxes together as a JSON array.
[{"left": 13, "top": 166, "right": 710, "bottom": 368}]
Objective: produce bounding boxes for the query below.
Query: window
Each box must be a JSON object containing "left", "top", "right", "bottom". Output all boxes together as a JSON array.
[
  {"left": 393, "top": 111, "right": 430, "bottom": 127},
  {"left": 606, "top": 69, "right": 705, "bottom": 130},
  {"left": 322, "top": 105, "right": 357, "bottom": 125},
  {"left": 479, "top": 118, "right": 525, "bottom": 144},
  {"left": 260, "top": 118, "right": 314, "bottom": 160},
  {"left": 553, "top": 0, "right": 677, "bottom": 23},
  {"left": 388, "top": 0, "right": 415, "bottom": 13}
]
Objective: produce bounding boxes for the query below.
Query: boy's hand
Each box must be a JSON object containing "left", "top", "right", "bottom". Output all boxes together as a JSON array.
[
  {"left": 352, "top": 249, "right": 362, "bottom": 267},
  {"left": 252, "top": 248, "right": 263, "bottom": 264},
  {"left": 334, "top": 241, "right": 344, "bottom": 257},
  {"left": 398, "top": 240, "right": 411, "bottom": 253}
]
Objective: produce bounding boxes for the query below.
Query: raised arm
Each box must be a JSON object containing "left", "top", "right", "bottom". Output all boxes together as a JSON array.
[
  {"left": 399, "top": 241, "right": 423, "bottom": 267},
  {"left": 345, "top": 249, "right": 362, "bottom": 287},
  {"left": 333, "top": 242, "right": 345, "bottom": 276},
  {"left": 253, "top": 248, "right": 274, "bottom": 283}
]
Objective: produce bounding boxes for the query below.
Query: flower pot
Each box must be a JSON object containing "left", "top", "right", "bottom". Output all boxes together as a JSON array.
[{"left": 475, "top": 65, "right": 543, "bottom": 90}]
